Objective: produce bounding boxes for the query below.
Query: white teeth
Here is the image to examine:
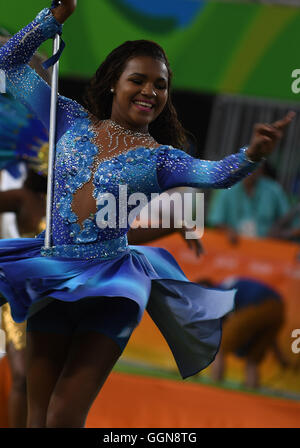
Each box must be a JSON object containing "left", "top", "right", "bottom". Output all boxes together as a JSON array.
[{"left": 134, "top": 101, "right": 153, "bottom": 108}]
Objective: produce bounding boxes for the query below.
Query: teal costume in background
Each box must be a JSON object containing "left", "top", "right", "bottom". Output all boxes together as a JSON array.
[
  {"left": 0, "top": 8, "right": 259, "bottom": 378},
  {"left": 208, "top": 177, "right": 289, "bottom": 237}
]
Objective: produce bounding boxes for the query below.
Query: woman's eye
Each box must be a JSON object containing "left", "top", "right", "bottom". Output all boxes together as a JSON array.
[{"left": 130, "top": 79, "right": 167, "bottom": 90}]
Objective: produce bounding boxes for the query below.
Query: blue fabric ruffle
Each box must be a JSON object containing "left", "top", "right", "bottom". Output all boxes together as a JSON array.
[{"left": 0, "top": 237, "right": 236, "bottom": 379}]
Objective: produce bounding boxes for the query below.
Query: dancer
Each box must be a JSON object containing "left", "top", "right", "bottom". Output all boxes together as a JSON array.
[
  {"left": 0, "top": 1, "right": 294, "bottom": 427},
  {"left": 0, "top": 168, "right": 47, "bottom": 427}
]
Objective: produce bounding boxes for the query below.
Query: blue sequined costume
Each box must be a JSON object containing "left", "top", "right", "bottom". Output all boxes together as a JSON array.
[{"left": 0, "top": 8, "right": 259, "bottom": 378}]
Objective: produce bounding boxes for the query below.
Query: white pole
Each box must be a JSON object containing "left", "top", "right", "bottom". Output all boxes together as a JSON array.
[{"left": 44, "top": 33, "right": 60, "bottom": 248}]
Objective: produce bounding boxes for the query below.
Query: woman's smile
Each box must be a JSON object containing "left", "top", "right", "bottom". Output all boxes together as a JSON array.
[
  {"left": 110, "top": 55, "right": 169, "bottom": 133},
  {"left": 132, "top": 99, "right": 155, "bottom": 112}
]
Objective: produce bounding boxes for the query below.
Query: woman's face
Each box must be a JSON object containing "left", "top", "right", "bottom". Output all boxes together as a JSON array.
[{"left": 110, "top": 55, "right": 169, "bottom": 133}]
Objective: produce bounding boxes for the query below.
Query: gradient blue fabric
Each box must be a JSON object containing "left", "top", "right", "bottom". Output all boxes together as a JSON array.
[{"left": 0, "top": 235, "right": 236, "bottom": 378}]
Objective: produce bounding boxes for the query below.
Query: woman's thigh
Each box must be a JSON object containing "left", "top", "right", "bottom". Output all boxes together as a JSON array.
[
  {"left": 26, "top": 330, "right": 72, "bottom": 427},
  {"left": 46, "top": 331, "right": 122, "bottom": 428},
  {"left": 45, "top": 297, "right": 139, "bottom": 427},
  {"left": 26, "top": 297, "right": 139, "bottom": 427},
  {"left": 6, "top": 342, "right": 26, "bottom": 386}
]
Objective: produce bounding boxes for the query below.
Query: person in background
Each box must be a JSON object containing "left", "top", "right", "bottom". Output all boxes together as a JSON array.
[
  {"left": 0, "top": 169, "right": 47, "bottom": 428},
  {"left": 0, "top": 34, "right": 49, "bottom": 427},
  {"left": 201, "top": 277, "right": 289, "bottom": 388},
  {"left": 268, "top": 201, "right": 300, "bottom": 242},
  {"left": 207, "top": 162, "right": 289, "bottom": 244}
]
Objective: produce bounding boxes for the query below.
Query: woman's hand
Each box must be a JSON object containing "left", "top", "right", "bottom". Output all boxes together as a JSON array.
[
  {"left": 51, "top": 0, "right": 77, "bottom": 24},
  {"left": 179, "top": 222, "right": 204, "bottom": 258},
  {"left": 246, "top": 111, "right": 295, "bottom": 162}
]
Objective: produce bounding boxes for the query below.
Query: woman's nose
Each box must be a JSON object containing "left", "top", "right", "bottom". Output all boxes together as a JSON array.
[{"left": 141, "top": 84, "right": 157, "bottom": 97}]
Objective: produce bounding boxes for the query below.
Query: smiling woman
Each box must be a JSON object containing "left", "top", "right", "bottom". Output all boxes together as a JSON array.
[
  {"left": 83, "top": 39, "right": 188, "bottom": 149},
  {"left": 110, "top": 56, "right": 168, "bottom": 132},
  {"left": 0, "top": 0, "right": 294, "bottom": 428}
]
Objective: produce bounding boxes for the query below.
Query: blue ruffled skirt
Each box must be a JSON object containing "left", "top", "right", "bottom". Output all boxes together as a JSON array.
[{"left": 0, "top": 236, "right": 236, "bottom": 379}]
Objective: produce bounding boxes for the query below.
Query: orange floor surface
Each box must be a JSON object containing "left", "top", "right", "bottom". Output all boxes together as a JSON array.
[{"left": 1, "top": 356, "right": 300, "bottom": 428}]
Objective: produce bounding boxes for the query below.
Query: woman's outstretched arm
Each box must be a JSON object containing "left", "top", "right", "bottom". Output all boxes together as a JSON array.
[{"left": 156, "top": 113, "right": 295, "bottom": 191}]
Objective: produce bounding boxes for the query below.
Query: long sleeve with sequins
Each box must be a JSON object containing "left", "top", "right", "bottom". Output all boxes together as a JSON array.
[
  {"left": 156, "top": 146, "right": 259, "bottom": 191},
  {"left": 0, "top": 8, "right": 84, "bottom": 141}
]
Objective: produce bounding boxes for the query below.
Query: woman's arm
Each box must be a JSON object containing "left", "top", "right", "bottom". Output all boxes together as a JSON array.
[
  {"left": 268, "top": 203, "right": 300, "bottom": 239},
  {"left": 0, "top": 189, "right": 24, "bottom": 213},
  {"left": 128, "top": 222, "right": 204, "bottom": 257},
  {"left": 0, "top": 6, "right": 83, "bottom": 141},
  {"left": 156, "top": 146, "right": 259, "bottom": 191},
  {"left": 157, "top": 113, "right": 295, "bottom": 191}
]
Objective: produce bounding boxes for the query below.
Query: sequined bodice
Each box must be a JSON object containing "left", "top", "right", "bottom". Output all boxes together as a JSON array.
[{"left": 53, "top": 117, "right": 162, "bottom": 247}]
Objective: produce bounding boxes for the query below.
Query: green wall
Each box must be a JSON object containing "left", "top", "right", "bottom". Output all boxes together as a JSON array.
[{"left": 1, "top": 1, "right": 300, "bottom": 101}]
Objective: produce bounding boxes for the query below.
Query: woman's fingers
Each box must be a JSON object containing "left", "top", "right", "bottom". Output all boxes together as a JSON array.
[
  {"left": 196, "top": 240, "right": 204, "bottom": 257},
  {"left": 255, "top": 124, "right": 282, "bottom": 141},
  {"left": 52, "top": 0, "right": 77, "bottom": 23},
  {"left": 272, "top": 111, "right": 296, "bottom": 130},
  {"left": 60, "top": 0, "right": 77, "bottom": 9},
  {"left": 189, "top": 239, "right": 203, "bottom": 257},
  {"left": 51, "top": 0, "right": 77, "bottom": 23},
  {"left": 248, "top": 112, "right": 295, "bottom": 160},
  {"left": 183, "top": 231, "right": 204, "bottom": 257}
]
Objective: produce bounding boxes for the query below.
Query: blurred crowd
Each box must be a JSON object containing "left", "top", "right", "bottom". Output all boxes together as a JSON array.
[{"left": 207, "top": 160, "right": 300, "bottom": 244}]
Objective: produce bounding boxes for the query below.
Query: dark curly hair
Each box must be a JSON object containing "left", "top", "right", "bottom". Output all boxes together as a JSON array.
[{"left": 83, "top": 40, "right": 189, "bottom": 150}]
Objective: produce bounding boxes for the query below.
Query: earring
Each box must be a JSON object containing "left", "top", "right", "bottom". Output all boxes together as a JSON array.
[{"left": 110, "top": 88, "right": 114, "bottom": 93}]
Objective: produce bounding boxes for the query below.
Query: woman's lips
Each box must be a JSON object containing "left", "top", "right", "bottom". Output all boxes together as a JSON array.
[{"left": 133, "top": 100, "right": 154, "bottom": 112}]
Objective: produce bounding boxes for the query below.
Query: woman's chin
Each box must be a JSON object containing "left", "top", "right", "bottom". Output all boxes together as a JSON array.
[{"left": 127, "top": 114, "right": 154, "bottom": 131}]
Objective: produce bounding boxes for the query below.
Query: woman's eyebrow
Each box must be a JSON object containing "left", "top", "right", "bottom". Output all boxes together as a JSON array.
[{"left": 128, "top": 72, "right": 167, "bottom": 81}]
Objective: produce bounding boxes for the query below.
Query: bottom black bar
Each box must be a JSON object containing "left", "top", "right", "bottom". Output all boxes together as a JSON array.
[{"left": 0, "top": 427, "right": 286, "bottom": 445}]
